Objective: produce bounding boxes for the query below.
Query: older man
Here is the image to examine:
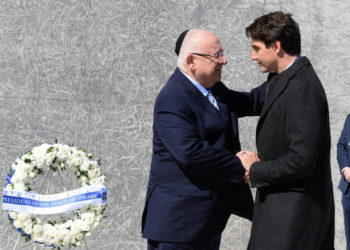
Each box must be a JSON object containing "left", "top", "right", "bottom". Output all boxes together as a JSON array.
[{"left": 142, "top": 29, "right": 266, "bottom": 250}]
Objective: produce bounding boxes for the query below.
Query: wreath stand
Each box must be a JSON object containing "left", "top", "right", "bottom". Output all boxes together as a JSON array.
[{"left": 12, "top": 168, "right": 90, "bottom": 250}]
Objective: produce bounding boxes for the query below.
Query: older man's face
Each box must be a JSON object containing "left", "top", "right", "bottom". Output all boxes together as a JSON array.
[{"left": 192, "top": 34, "right": 228, "bottom": 89}]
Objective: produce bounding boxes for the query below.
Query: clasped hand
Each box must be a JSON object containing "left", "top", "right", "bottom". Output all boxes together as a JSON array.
[{"left": 236, "top": 150, "right": 260, "bottom": 183}]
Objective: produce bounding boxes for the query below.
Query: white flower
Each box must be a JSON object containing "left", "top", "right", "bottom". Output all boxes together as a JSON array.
[
  {"left": 45, "top": 152, "right": 56, "bottom": 166},
  {"left": 61, "top": 228, "right": 70, "bottom": 237},
  {"left": 23, "top": 222, "right": 33, "bottom": 234},
  {"left": 22, "top": 163, "right": 33, "bottom": 173},
  {"left": 13, "top": 219, "right": 24, "bottom": 228},
  {"left": 34, "top": 154, "right": 46, "bottom": 169},
  {"left": 9, "top": 212, "right": 17, "bottom": 220},
  {"left": 81, "top": 212, "right": 95, "bottom": 225},
  {"left": 90, "top": 175, "right": 105, "bottom": 185},
  {"left": 80, "top": 161, "right": 90, "bottom": 171},
  {"left": 12, "top": 169, "right": 27, "bottom": 183},
  {"left": 42, "top": 224, "right": 54, "bottom": 234},
  {"left": 15, "top": 160, "right": 32, "bottom": 173},
  {"left": 75, "top": 218, "right": 88, "bottom": 230},
  {"left": 78, "top": 220, "right": 90, "bottom": 232},
  {"left": 71, "top": 220, "right": 82, "bottom": 236},
  {"left": 51, "top": 225, "right": 69, "bottom": 242},
  {"left": 80, "top": 176, "right": 88, "bottom": 183},
  {"left": 62, "top": 234, "right": 73, "bottom": 245},
  {"left": 93, "top": 221, "right": 102, "bottom": 228},
  {"left": 55, "top": 145, "right": 70, "bottom": 160},
  {"left": 29, "top": 172, "right": 36, "bottom": 178},
  {"left": 13, "top": 182, "right": 26, "bottom": 191},
  {"left": 88, "top": 168, "right": 100, "bottom": 178},
  {"left": 71, "top": 150, "right": 85, "bottom": 166},
  {"left": 32, "top": 224, "right": 42, "bottom": 235},
  {"left": 89, "top": 161, "right": 98, "bottom": 169},
  {"left": 17, "top": 212, "right": 30, "bottom": 221},
  {"left": 63, "top": 220, "right": 73, "bottom": 228},
  {"left": 35, "top": 144, "right": 51, "bottom": 153}
]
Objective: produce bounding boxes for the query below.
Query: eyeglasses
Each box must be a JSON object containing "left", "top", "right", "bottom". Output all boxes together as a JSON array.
[{"left": 191, "top": 51, "right": 224, "bottom": 61}]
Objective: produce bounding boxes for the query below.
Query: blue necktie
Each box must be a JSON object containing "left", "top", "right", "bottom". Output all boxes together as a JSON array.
[{"left": 207, "top": 90, "right": 219, "bottom": 110}]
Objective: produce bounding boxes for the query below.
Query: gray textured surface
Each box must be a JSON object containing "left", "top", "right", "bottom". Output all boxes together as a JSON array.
[{"left": 0, "top": 0, "right": 349, "bottom": 249}]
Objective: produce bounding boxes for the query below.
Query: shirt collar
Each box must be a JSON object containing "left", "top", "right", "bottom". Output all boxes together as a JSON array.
[
  {"left": 284, "top": 55, "right": 301, "bottom": 71},
  {"left": 179, "top": 69, "right": 209, "bottom": 96}
]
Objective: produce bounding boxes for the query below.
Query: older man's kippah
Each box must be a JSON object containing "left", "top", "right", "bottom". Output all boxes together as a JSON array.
[{"left": 175, "top": 29, "right": 189, "bottom": 56}]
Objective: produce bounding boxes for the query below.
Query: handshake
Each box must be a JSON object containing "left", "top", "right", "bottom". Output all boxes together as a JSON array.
[{"left": 236, "top": 150, "right": 260, "bottom": 183}]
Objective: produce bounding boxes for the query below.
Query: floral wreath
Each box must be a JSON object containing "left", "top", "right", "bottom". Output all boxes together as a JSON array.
[{"left": 4, "top": 143, "right": 107, "bottom": 248}]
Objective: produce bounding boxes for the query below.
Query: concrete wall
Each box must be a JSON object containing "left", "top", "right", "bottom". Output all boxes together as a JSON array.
[{"left": 0, "top": 0, "right": 349, "bottom": 249}]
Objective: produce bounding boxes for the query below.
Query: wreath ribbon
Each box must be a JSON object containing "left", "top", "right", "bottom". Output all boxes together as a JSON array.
[{"left": 2, "top": 184, "right": 107, "bottom": 214}]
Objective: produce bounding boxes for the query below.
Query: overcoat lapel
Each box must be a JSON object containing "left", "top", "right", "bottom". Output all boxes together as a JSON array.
[{"left": 257, "top": 57, "right": 310, "bottom": 132}]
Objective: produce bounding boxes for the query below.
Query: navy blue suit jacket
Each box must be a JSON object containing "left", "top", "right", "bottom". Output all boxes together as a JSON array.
[
  {"left": 142, "top": 68, "right": 267, "bottom": 242},
  {"left": 337, "top": 114, "right": 350, "bottom": 194}
]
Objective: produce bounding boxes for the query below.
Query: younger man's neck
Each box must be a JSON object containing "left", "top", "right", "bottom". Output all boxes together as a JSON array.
[{"left": 277, "top": 54, "right": 299, "bottom": 74}]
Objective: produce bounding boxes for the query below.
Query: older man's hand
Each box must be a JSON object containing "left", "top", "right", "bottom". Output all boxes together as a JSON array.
[{"left": 236, "top": 150, "right": 260, "bottom": 172}]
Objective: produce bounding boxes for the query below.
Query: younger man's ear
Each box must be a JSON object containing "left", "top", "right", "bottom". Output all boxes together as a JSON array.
[{"left": 271, "top": 40, "right": 282, "bottom": 53}]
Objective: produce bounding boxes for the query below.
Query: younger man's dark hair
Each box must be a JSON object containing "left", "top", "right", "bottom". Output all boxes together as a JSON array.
[{"left": 245, "top": 11, "right": 301, "bottom": 55}]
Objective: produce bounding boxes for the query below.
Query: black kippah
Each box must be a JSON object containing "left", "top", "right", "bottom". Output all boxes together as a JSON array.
[{"left": 175, "top": 29, "right": 189, "bottom": 56}]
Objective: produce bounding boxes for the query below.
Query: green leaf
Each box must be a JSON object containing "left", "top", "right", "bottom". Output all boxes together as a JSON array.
[
  {"left": 48, "top": 220, "right": 55, "bottom": 226},
  {"left": 24, "top": 235, "right": 30, "bottom": 242},
  {"left": 36, "top": 168, "right": 43, "bottom": 175},
  {"left": 77, "top": 146, "right": 88, "bottom": 153},
  {"left": 47, "top": 146, "right": 54, "bottom": 153},
  {"left": 80, "top": 171, "right": 88, "bottom": 177},
  {"left": 50, "top": 166, "right": 58, "bottom": 172},
  {"left": 24, "top": 158, "right": 31, "bottom": 164}
]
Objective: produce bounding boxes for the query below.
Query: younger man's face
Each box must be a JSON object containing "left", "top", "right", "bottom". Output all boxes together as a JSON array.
[{"left": 250, "top": 39, "right": 278, "bottom": 73}]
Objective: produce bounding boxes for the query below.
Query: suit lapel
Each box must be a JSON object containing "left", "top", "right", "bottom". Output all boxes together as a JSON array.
[{"left": 174, "top": 68, "right": 224, "bottom": 121}]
